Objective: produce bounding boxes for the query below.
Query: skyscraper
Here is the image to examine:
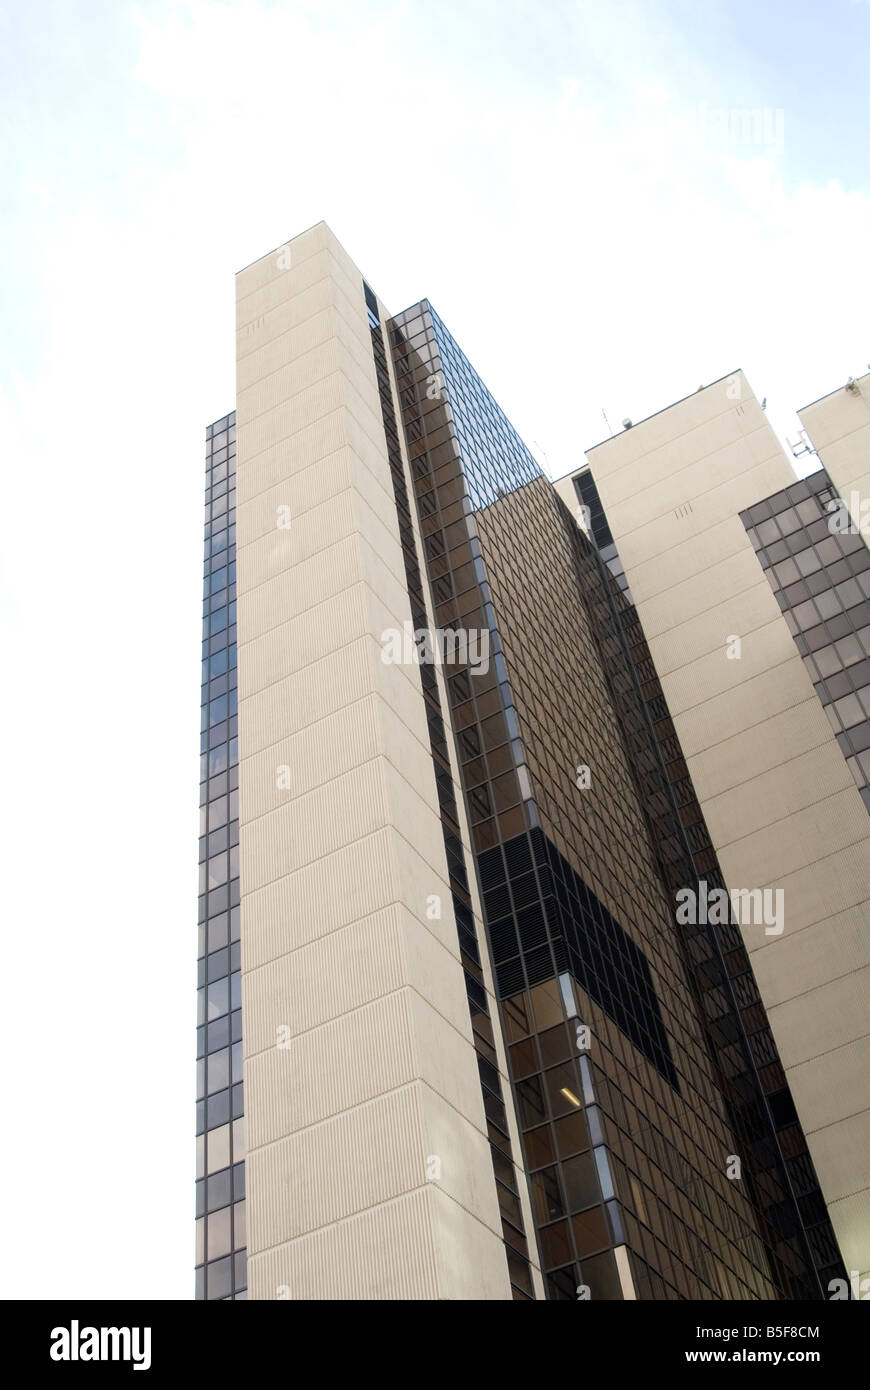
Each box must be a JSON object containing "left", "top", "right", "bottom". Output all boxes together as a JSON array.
[
  {"left": 556, "top": 370, "right": 870, "bottom": 1292},
  {"left": 196, "top": 223, "right": 853, "bottom": 1300}
]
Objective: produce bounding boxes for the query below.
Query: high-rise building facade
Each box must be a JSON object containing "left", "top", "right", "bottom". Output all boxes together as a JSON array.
[
  {"left": 196, "top": 411, "right": 247, "bottom": 1300},
  {"left": 556, "top": 370, "right": 870, "bottom": 1291},
  {"left": 195, "top": 222, "right": 857, "bottom": 1299}
]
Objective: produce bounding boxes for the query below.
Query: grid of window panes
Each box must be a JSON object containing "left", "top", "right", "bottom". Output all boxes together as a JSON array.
[
  {"left": 422, "top": 300, "right": 542, "bottom": 510},
  {"left": 741, "top": 468, "right": 870, "bottom": 812},
  {"left": 196, "top": 412, "right": 246, "bottom": 1300},
  {"left": 501, "top": 971, "right": 628, "bottom": 1299},
  {"left": 572, "top": 466, "right": 843, "bottom": 1293},
  {"left": 472, "top": 479, "right": 790, "bottom": 1300},
  {"left": 369, "top": 295, "right": 534, "bottom": 1297},
  {"left": 387, "top": 305, "right": 788, "bottom": 1300},
  {"left": 485, "top": 831, "right": 676, "bottom": 1084},
  {"left": 572, "top": 467, "right": 632, "bottom": 599}
]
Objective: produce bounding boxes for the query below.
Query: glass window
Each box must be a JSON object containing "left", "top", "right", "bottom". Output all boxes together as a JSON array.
[
  {"left": 834, "top": 693, "right": 863, "bottom": 729},
  {"left": 509, "top": 1038, "right": 538, "bottom": 1080},
  {"left": 206, "top": 1123, "right": 230, "bottom": 1175},
  {"left": 544, "top": 1063, "right": 583, "bottom": 1117},
  {"left": 775, "top": 507, "right": 801, "bottom": 537},
  {"left": 814, "top": 644, "right": 841, "bottom": 677},
  {"left": 207, "top": 1048, "right": 230, "bottom": 1094},
  {"left": 530, "top": 1166, "right": 566, "bottom": 1224},
  {"left": 572, "top": 1205, "right": 609, "bottom": 1256},
  {"left": 207, "top": 912, "right": 229, "bottom": 952},
  {"left": 593, "top": 1146, "right": 616, "bottom": 1201},
  {"left": 755, "top": 518, "right": 780, "bottom": 546},
  {"left": 629, "top": 1174, "right": 649, "bottom": 1224},
  {"left": 207, "top": 978, "right": 228, "bottom": 1021},
  {"left": 524, "top": 1123, "right": 555, "bottom": 1170},
  {"left": 206, "top": 1256, "right": 232, "bottom": 1300},
  {"left": 539, "top": 1022, "right": 572, "bottom": 1068},
  {"left": 207, "top": 1089, "right": 230, "bottom": 1131},
  {"left": 795, "top": 547, "right": 821, "bottom": 577},
  {"left": 547, "top": 1266, "right": 579, "bottom": 1300},
  {"left": 581, "top": 1249, "right": 623, "bottom": 1300},
  {"left": 208, "top": 744, "right": 228, "bottom": 777},
  {"left": 207, "top": 827, "right": 228, "bottom": 860},
  {"left": 207, "top": 1206, "right": 232, "bottom": 1261},
  {"left": 813, "top": 589, "right": 840, "bottom": 621},
  {"left": 530, "top": 979, "right": 564, "bottom": 1030},
  {"left": 835, "top": 578, "right": 863, "bottom": 610},
  {"left": 793, "top": 599, "right": 819, "bottom": 629},
  {"left": 233, "top": 1199, "right": 246, "bottom": 1248},
  {"left": 207, "top": 947, "right": 228, "bottom": 983},
  {"left": 208, "top": 854, "right": 228, "bottom": 890},
  {"left": 539, "top": 1219, "right": 573, "bottom": 1270},
  {"left": 554, "top": 1110, "right": 588, "bottom": 1158},
  {"left": 207, "top": 1167, "right": 232, "bottom": 1213},
  {"left": 562, "top": 1150, "right": 600, "bottom": 1211},
  {"left": 516, "top": 1075, "right": 546, "bottom": 1127},
  {"left": 836, "top": 634, "right": 863, "bottom": 667}
]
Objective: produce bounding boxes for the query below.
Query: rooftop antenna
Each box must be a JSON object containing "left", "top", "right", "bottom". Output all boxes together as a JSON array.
[
  {"left": 602, "top": 409, "right": 614, "bottom": 437},
  {"left": 786, "top": 429, "right": 815, "bottom": 460}
]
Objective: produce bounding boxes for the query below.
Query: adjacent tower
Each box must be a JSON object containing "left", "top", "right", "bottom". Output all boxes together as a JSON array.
[{"left": 557, "top": 371, "right": 870, "bottom": 1288}]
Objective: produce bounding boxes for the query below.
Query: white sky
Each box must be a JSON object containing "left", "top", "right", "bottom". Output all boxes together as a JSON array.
[{"left": 1, "top": 0, "right": 868, "bottom": 1298}]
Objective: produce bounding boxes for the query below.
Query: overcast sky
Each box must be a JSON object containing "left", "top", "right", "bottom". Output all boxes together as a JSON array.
[{"left": 1, "top": 0, "right": 868, "bottom": 1299}]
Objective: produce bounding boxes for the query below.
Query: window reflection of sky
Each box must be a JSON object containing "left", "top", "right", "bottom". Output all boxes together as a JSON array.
[{"left": 424, "top": 301, "right": 543, "bottom": 510}]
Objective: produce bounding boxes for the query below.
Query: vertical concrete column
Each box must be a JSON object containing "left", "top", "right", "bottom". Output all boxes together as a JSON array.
[{"left": 234, "top": 223, "right": 511, "bottom": 1299}]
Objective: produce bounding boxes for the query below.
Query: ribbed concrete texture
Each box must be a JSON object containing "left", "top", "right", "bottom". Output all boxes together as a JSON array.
[
  {"left": 575, "top": 372, "right": 870, "bottom": 1283},
  {"left": 235, "top": 223, "right": 516, "bottom": 1299}
]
